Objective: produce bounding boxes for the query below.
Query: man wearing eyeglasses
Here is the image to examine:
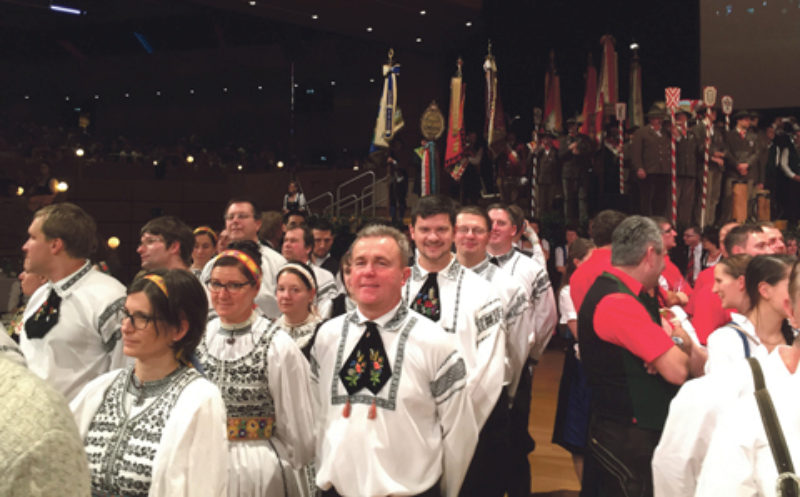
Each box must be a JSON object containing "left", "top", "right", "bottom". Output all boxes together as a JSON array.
[
  {"left": 200, "top": 198, "right": 286, "bottom": 319},
  {"left": 20, "top": 202, "right": 127, "bottom": 401},
  {"left": 137, "top": 215, "right": 194, "bottom": 271}
]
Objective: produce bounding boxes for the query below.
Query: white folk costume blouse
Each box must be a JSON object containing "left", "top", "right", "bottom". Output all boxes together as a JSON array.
[
  {"left": 309, "top": 264, "right": 338, "bottom": 320},
  {"left": 20, "top": 260, "right": 127, "bottom": 401},
  {"left": 653, "top": 349, "right": 794, "bottom": 497},
  {"left": 201, "top": 244, "right": 287, "bottom": 319},
  {"left": 704, "top": 313, "right": 767, "bottom": 375},
  {"left": 310, "top": 302, "right": 479, "bottom": 497},
  {"left": 276, "top": 314, "right": 322, "bottom": 352},
  {"left": 70, "top": 366, "right": 228, "bottom": 497},
  {"left": 694, "top": 347, "right": 800, "bottom": 496},
  {"left": 490, "top": 248, "right": 558, "bottom": 362},
  {"left": 197, "top": 313, "right": 315, "bottom": 497},
  {"left": 403, "top": 255, "right": 506, "bottom": 427},
  {"left": 467, "top": 256, "right": 533, "bottom": 399}
]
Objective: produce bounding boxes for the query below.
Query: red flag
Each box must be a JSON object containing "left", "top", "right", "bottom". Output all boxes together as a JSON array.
[
  {"left": 445, "top": 61, "right": 467, "bottom": 180},
  {"left": 579, "top": 54, "right": 597, "bottom": 136},
  {"left": 595, "top": 35, "right": 618, "bottom": 144},
  {"left": 543, "top": 50, "right": 563, "bottom": 133}
]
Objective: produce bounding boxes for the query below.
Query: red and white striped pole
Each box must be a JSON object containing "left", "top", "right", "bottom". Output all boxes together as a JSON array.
[
  {"left": 615, "top": 103, "right": 627, "bottom": 195},
  {"left": 665, "top": 88, "right": 680, "bottom": 225},
  {"left": 619, "top": 121, "right": 625, "bottom": 194},
  {"left": 701, "top": 120, "right": 710, "bottom": 228},
  {"left": 670, "top": 107, "right": 677, "bottom": 225},
  {"left": 700, "top": 86, "right": 718, "bottom": 228}
]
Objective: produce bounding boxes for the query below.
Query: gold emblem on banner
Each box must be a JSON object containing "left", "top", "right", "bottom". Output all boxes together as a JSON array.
[{"left": 420, "top": 101, "right": 445, "bottom": 141}]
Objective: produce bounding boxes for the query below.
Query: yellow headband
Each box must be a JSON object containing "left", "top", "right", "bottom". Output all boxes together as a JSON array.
[
  {"left": 193, "top": 226, "right": 218, "bottom": 243},
  {"left": 217, "top": 250, "right": 262, "bottom": 283},
  {"left": 143, "top": 274, "right": 168, "bottom": 297}
]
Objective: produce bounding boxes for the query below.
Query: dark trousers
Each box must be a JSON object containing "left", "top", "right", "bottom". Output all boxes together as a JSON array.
[
  {"left": 587, "top": 416, "right": 661, "bottom": 497},
  {"left": 506, "top": 364, "right": 535, "bottom": 497},
  {"left": 638, "top": 173, "right": 669, "bottom": 217},
  {"left": 321, "top": 483, "right": 440, "bottom": 497},
  {"left": 459, "top": 389, "right": 511, "bottom": 497}
]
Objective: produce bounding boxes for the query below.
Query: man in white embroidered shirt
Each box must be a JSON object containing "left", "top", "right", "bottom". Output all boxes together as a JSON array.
[
  {"left": 487, "top": 203, "right": 558, "bottom": 497},
  {"left": 310, "top": 224, "right": 478, "bottom": 497},
  {"left": 406, "top": 195, "right": 506, "bottom": 497},
  {"left": 20, "top": 202, "right": 126, "bottom": 401}
]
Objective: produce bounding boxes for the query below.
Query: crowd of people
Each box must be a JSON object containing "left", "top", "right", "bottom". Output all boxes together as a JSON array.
[
  {"left": 457, "top": 105, "right": 800, "bottom": 231},
  {"left": 2, "top": 186, "right": 800, "bottom": 496}
]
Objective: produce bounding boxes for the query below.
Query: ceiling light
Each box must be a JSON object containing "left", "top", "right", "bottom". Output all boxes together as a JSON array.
[
  {"left": 330, "top": 81, "right": 336, "bottom": 86},
  {"left": 24, "top": 95, "right": 29, "bottom": 100},
  {"left": 257, "top": 85, "right": 263, "bottom": 90},
  {"left": 465, "top": 21, "right": 472, "bottom": 27},
  {"left": 311, "top": 14, "right": 319, "bottom": 20},
  {"left": 237, "top": 164, "right": 243, "bottom": 171},
  {"left": 630, "top": 42, "right": 640, "bottom": 50},
  {"left": 153, "top": 160, "right": 159, "bottom": 166},
  {"left": 56, "top": 181, "right": 69, "bottom": 192},
  {"left": 366, "top": 26, "right": 373, "bottom": 32},
  {"left": 16, "top": 186, "right": 24, "bottom": 196},
  {"left": 419, "top": 10, "right": 426, "bottom": 15},
  {"left": 65, "top": 96, "right": 70, "bottom": 101},
  {"left": 189, "top": 89, "right": 195, "bottom": 94},
  {"left": 186, "top": 155, "right": 195, "bottom": 163},
  {"left": 75, "top": 148, "right": 84, "bottom": 157},
  {"left": 156, "top": 90, "right": 161, "bottom": 96},
  {"left": 50, "top": 4, "right": 82, "bottom": 15},
  {"left": 416, "top": 37, "right": 422, "bottom": 43},
  {"left": 223, "top": 87, "right": 229, "bottom": 93},
  {"left": 124, "top": 92, "right": 130, "bottom": 98},
  {"left": 94, "top": 94, "right": 99, "bottom": 100},
  {"left": 369, "top": 78, "right": 375, "bottom": 83},
  {"left": 249, "top": 1, "right": 256, "bottom": 5},
  {"left": 277, "top": 160, "right": 285, "bottom": 169}
]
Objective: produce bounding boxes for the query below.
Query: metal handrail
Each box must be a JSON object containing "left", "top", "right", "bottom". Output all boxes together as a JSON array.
[
  {"left": 336, "top": 171, "right": 375, "bottom": 216},
  {"left": 306, "top": 192, "right": 334, "bottom": 215},
  {"left": 336, "top": 194, "right": 360, "bottom": 217}
]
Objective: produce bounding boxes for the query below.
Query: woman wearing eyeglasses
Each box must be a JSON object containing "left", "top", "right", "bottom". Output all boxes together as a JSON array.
[
  {"left": 196, "top": 240, "right": 315, "bottom": 497},
  {"left": 70, "top": 269, "right": 228, "bottom": 497}
]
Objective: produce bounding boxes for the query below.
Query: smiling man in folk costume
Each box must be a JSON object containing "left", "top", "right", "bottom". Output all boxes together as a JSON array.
[
  {"left": 404, "top": 195, "right": 506, "bottom": 497},
  {"left": 310, "top": 224, "right": 478, "bottom": 497}
]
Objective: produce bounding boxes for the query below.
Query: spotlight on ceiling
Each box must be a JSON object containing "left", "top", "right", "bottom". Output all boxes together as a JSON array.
[
  {"left": 415, "top": 37, "right": 422, "bottom": 43},
  {"left": 75, "top": 148, "right": 85, "bottom": 157},
  {"left": 311, "top": 14, "right": 319, "bottom": 20},
  {"left": 630, "top": 42, "right": 640, "bottom": 50},
  {"left": 366, "top": 26, "right": 373, "bottom": 32},
  {"left": 465, "top": 21, "right": 473, "bottom": 27},
  {"left": 419, "top": 10, "right": 426, "bottom": 15},
  {"left": 50, "top": 4, "right": 83, "bottom": 15}
]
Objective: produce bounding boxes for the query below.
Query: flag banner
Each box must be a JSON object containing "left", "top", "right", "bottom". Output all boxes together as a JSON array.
[
  {"left": 445, "top": 61, "right": 468, "bottom": 180},
  {"left": 371, "top": 52, "right": 404, "bottom": 151},
  {"left": 628, "top": 50, "right": 643, "bottom": 128},
  {"left": 543, "top": 50, "right": 563, "bottom": 133},
  {"left": 415, "top": 141, "right": 437, "bottom": 196},
  {"left": 594, "top": 35, "right": 618, "bottom": 144},
  {"left": 579, "top": 54, "right": 597, "bottom": 137}
]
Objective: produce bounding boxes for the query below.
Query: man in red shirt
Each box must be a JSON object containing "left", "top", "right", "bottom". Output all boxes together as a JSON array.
[
  {"left": 579, "top": 216, "right": 696, "bottom": 497},
  {"left": 688, "top": 223, "right": 773, "bottom": 343},
  {"left": 569, "top": 210, "right": 627, "bottom": 311},
  {"left": 650, "top": 217, "right": 692, "bottom": 306}
]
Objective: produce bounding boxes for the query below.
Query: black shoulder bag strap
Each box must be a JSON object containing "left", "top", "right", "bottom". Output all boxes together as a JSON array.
[
  {"left": 728, "top": 321, "right": 752, "bottom": 358},
  {"left": 747, "top": 357, "right": 799, "bottom": 497}
]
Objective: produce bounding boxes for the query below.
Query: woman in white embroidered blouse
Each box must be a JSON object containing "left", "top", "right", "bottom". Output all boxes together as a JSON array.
[
  {"left": 275, "top": 262, "right": 321, "bottom": 356},
  {"left": 196, "top": 240, "right": 315, "bottom": 497},
  {"left": 706, "top": 254, "right": 795, "bottom": 374},
  {"left": 70, "top": 269, "right": 228, "bottom": 497}
]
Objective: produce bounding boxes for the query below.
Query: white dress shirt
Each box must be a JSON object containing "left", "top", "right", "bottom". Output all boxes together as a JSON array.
[
  {"left": 491, "top": 247, "right": 558, "bottom": 362},
  {"left": 404, "top": 254, "right": 506, "bottom": 426},
  {"left": 310, "top": 302, "right": 479, "bottom": 497},
  {"left": 20, "top": 261, "right": 127, "bottom": 401},
  {"left": 694, "top": 348, "right": 800, "bottom": 496},
  {"left": 653, "top": 349, "right": 792, "bottom": 497},
  {"left": 467, "top": 256, "right": 532, "bottom": 399},
  {"left": 705, "top": 313, "right": 767, "bottom": 375}
]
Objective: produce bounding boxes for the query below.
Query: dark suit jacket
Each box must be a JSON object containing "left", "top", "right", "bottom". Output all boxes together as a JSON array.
[
  {"left": 631, "top": 125, "right": 670, "bottom": 175},
  {"left": 725, "top": 128, "right": 760, "bottom": 181}
]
